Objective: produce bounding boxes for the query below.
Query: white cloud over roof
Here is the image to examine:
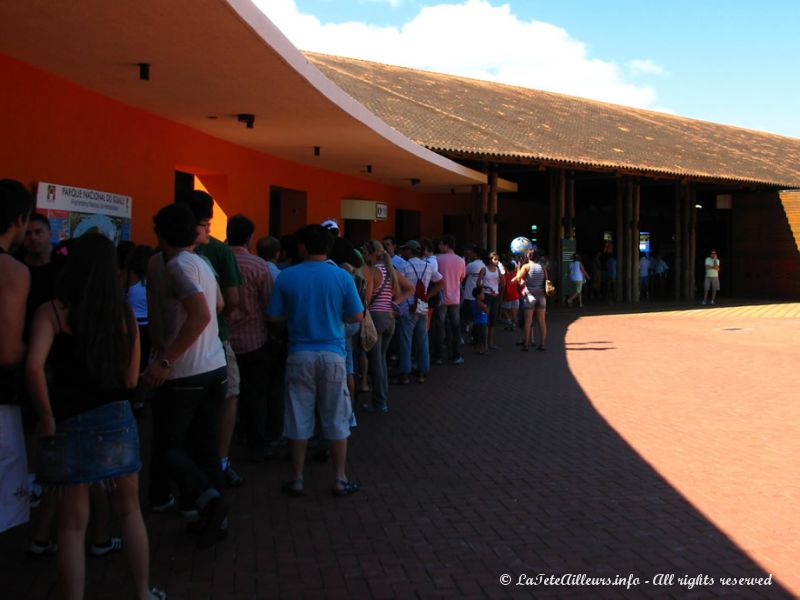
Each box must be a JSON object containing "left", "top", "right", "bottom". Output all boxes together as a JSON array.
[{"left": 257, "top": 0, "right": 669, "bottom": 111}]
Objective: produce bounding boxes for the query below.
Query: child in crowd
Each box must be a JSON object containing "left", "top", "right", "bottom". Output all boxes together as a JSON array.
[
  {"left": 471, "top": 287, "right": 489, "bottom": 355},
  {"left": 501, "top": 260, "right": 521, "bottom": 330}
]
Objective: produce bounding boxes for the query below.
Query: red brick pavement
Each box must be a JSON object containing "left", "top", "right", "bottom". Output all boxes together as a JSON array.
[{"left": 1, "top": 300, "right": 797, "bottom": 599}]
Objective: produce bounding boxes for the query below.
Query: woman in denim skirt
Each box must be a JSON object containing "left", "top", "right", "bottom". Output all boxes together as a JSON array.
[{"left": 26, "top": 233, "right": 165, "bottom": 600}]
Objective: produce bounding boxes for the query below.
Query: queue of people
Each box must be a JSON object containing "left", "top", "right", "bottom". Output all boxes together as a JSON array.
[{"left": 1, "top": 179, "right": 559, "bottom": 599}]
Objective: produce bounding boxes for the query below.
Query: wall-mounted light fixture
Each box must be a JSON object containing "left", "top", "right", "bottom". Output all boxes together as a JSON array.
[
  {"left": 314, "top": 146, "right": 321, "bottom": 156},
  {"left": 138, "top": 63, "right": 150, "bottom": 81},
  {"left": 366, "top": 165, "right": 373, "bottom": 174},
  {"left": 237, "top": 114, "right": 255, "bottom": 129},
  {"left": 410, "top": 178, "right": 420, "bottom": 186}
]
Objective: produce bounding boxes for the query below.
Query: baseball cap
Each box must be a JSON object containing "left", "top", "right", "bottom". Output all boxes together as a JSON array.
[{"left": 321, "top": 219, "right": 339, "bottom": 230}]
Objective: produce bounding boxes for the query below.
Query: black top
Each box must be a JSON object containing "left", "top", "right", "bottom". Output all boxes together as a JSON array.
[{"left": 49, "top": 305, "right": 128, "bottom": 423}]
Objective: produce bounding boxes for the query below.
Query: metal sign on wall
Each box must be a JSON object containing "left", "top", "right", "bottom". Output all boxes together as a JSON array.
[{"left": 375, "top": 202, "right": 388, "bottom": 221}]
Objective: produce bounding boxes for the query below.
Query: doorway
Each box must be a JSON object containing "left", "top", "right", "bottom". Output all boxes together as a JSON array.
[{"left": 269, "top": 186, "right": 307, "bottom": 237}]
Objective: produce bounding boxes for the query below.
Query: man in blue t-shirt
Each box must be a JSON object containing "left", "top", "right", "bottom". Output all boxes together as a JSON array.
[{"left": 267, "top": 225, "right": 363, "bottom": 497}]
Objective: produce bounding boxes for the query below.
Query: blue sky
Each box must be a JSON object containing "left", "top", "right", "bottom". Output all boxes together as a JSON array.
[{"left": 259, "top": 0, "right": 800, "bottom": 139}]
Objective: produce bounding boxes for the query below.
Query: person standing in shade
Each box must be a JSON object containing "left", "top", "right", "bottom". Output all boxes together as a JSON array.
[
  {"left": 433, "top": 235, "right": 466, "bottom": 365},
  {"left": 176, "top": 190, "right": 244, "bottom": 488},
  {"left": 0, "top": 179, "right": 32, "bottom": 535},
  {"left": 226, "top": 215, "right": 273, "bottom": 462},
  {"left": 267, "top": 225, "right": 363, "bottom": 497},
  {"left": 702, "top": 250, "right": 721, "bottom": 305}
]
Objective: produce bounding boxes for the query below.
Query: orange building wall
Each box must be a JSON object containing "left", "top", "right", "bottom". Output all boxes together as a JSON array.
[{"left": 1, "top": 53, "right": 470, "bottom": 245}]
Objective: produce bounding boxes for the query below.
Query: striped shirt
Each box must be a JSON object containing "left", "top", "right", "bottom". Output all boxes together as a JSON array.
[
  {"left": 228, "top": 246, "right": 272, "bottom": 354},
  {"left": 369, "top": 263, "right": 394, "bottom": 312},
  {"left": 525, "top": 261, "right": 545, "bottom": 293}
]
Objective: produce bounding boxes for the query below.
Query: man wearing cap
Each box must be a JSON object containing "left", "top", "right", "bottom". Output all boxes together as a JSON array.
[{"left": 396, "top": 241, "right": 443, "bottom": 384}]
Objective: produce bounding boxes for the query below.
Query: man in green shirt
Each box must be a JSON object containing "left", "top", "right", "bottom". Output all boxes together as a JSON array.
[{"left": 177, "top": 191, "right": 245, "bottom": 487}]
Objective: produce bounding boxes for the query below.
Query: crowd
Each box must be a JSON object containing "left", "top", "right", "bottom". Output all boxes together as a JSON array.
[{"left": 0, "top": 180, "right": 557, "bottom": 599}]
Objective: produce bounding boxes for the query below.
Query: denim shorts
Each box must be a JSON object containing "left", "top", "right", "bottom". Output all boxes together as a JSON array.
[{"left": 37, "top": 401, "right": 141, "bottom": 485}]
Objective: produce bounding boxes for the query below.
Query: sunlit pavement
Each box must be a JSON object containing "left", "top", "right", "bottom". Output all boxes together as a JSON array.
[
  {"left": 1, "top": 299, "right": 797, "bottom": 599},
  {"left": 563, "top": 301, "right": 800, "bottom": 597}
]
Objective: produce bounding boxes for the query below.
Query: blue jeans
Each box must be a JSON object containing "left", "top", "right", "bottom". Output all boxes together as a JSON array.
[
  {"left": 366, "top": 311, "right": 395, "bottom": 410},
  {"left": 433, "top": 304, "right": 462, "bottom": 361},
  {"left": 397, "top": 312, "right": 430, "bottom": 375}
]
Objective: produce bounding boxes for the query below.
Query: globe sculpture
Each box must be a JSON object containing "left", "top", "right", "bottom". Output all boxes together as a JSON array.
[{"left": 510, "top": 236, "right": 533, "bottom": 257}]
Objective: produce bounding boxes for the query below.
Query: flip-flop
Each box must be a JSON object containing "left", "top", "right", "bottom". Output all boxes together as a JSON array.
[
  {"left": 282, "top": 479, "right": 305, "bottom": 497},
  {"left": 331, "top": 479, "right": 360, "bottom": 497}
]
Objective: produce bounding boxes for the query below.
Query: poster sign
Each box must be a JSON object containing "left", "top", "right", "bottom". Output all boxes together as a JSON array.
[
  {"left": 35, "top": 182, "right": 132, "bottom": 245},
  {"left": 375, "top": 202, "right": 388, "bottom": 221}
]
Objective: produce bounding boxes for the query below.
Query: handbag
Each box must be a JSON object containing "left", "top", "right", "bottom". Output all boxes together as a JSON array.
[
  {"left": 545, "top": 279, "right": 556, "bottom": 297},
  {"left": 360, "top": 309, "right": 378, "bottom": 352}
]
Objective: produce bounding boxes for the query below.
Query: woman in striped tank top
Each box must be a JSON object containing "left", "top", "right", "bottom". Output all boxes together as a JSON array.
[
  {"left": 512, "top": 248, "right": 549, "bottom": 351},
  {"left": 361, "top": 240, "right": 413, "bottom": 413}
]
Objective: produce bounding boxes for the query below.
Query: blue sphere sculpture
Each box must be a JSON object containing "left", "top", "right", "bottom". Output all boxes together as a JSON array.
[{"left": 510, "top": 236, "right": 533, "bottom": 257}]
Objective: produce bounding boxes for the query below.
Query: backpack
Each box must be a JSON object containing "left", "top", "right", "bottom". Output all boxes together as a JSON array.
[{"left": 409, "top": 262, "right": 429, "bottom": 315}]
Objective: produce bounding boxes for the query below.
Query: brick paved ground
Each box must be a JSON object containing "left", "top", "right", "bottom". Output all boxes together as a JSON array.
[{"left": 1, "top": 300, "right": 797, "bottom": 599}]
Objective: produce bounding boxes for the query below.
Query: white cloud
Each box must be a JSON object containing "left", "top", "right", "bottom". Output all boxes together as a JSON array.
[
  {"left": 628, "top": 59, "right": 666, "bottom": 76},
  {"left": 257, "top": 0, "right": 669, "bottom": 111}
]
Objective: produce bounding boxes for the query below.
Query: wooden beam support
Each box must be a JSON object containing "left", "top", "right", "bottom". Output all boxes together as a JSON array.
[
  {"left": 615, "top": 176, "right": 624, "bottom": 302},
  {"left": 480, "top": 163, "right": 489, "bottom": 249},
  {"left": 631, "top": 178, "right": 641, "bottom": 302},
  {"left": 623, "top": 177, "right": 633, "bottom": 303},
  {"left": 488, "top": 163, "right": 498, "bottom": 252},
  {"left": 673, "top": 182, "right": 682, "bottom": 300}
]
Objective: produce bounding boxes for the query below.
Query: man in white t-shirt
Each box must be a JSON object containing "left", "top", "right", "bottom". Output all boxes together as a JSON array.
[
  {"left": 144, "top": 203, "right": 228, "bottom": 549},
  {"left": 702, "top": 250, "right": 721, "bottom": 305}
]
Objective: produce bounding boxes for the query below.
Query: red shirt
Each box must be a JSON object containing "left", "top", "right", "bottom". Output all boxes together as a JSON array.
[{"left": 503, "top": 272, "right": 522, "bottom": 301}]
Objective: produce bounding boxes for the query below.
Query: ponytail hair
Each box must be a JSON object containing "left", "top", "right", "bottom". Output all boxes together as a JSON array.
[{"left": 365, "top": 239, "right": 399, "bottom": 298}]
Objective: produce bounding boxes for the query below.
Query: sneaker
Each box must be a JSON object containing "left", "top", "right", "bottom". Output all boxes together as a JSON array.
[
  {"left": 89, "top": 537, "right": 122, "bottom": 557},
  {"left": 196, "top": 497, "right": 228, "bottom": 550},
  {"left": 454, "top": 357, "right": 465, "bottom": 365},
  {"left": 224, "top": 465, "right": 245, "bottom": 488},
  {"left": 710, "top": 301, "right": 715, "bottom": 305},
  {"left": 701, "top": 300, "right": 707, "bottom": 305},
  {"left": 433, "top": 358, "right": 443, "bottom": 366},
  {"left": 27, "top": 540, "right": 57, "bottom": 556},
  {"left": 151, "top": 494, "right": 176, "bottom": 513}
]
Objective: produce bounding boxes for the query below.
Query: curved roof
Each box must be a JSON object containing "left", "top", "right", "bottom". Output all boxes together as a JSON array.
[
  {"left": 307, "top": 53, "right": 800, "bottom": 189},
  {"left": 0, "top": 0, "right": 490, "bottom": 192}
]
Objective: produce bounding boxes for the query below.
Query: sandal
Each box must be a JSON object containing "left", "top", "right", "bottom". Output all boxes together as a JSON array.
[
  {"left": 331, "top": 479, "right": 360, "bottom": 497},
  {"left": 416, "top": 375, "right": 426, "bottom": 384},
  {"left": 281, "top": 479, "right": 305, "bottom": 497}
]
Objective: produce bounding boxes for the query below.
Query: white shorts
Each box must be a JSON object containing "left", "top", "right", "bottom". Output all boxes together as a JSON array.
[{"left": 283, "top": 352, "right": 352, "bottom": 441}]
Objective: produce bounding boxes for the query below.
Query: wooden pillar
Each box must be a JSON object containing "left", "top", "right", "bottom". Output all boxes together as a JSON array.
[
  {"left": 623, "top": 177, "right": 633, "bottom": 302},
  {"left": 480, "top": 169, "right": 489, "bottom": 249},
  {"left": 615, "top": 176, "right": 624, "bottom": 302},
  {"left": 565, "top": 171, "right": 575, "bottom": 239},
  {"left": 688, "top": 184, "right": 697, "bottom": 300},
  {"left": 631, "top": 179, "right": 641, "bottom": 302},
  {"left": 488, "top": 163, "right": 498, "bottom": 252},
  {"left": 548, "top": 169, "right": 558, "bottom": 264},
  {"left": 673, "top": 182, "right": 682, "bottom": 300},
  {"left": 680, "top": 182, "right": 692, "bottom": 301}
]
